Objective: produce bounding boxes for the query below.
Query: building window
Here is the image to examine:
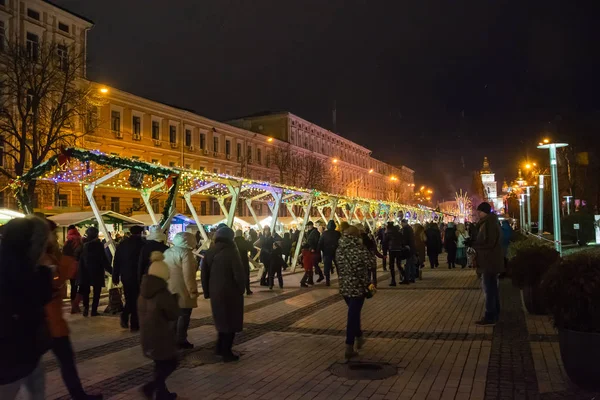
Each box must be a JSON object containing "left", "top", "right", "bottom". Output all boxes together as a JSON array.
[
  {"left": 111, "top": 110, "right": 121, "bottom": 133},
  {"left": 200, "top": 201, "right": 207, "bottom": 216},
  {"left": 27, "top": 8, "right": 40, "bottom": 20},
  {"left": 225, "top": 140, "right": 231, "bottom": 157},
  {"left": 26, "top": 32, "right": 39, "bottom": 61},
  {"left": 58, "top": 22, "right": 70, "bottom": 33},
  {"left": 257, "top": 149, "right": 262, "bottom": 164},
  {"left": 169, "top": 125, "right": 176, "bottom": 143},
  {"left": 213, "top": 168, "right": 218, "bottom": 174},
  {"left": 247, "top": 145, "right": 252, "bottom": 161},
  {"left": 132, "top": 197, "right": 141, "bottom": 210},
  {"left": 266, "top": 151, "right": 271, "bottom": 168},
  {"left": 151, "top": 120, "right": 160, "bottom": 140},
  {"left": 110, "top": 197, "right": 120, "bottom": 213},
  {"left": 184, "top": 163, "right": 191, "bottom": 169},
  {"left": 213, "top": 137, "right": 219, "bottom": 153},
  {"left": 151, "top": 158, "right": 159, "bottom": 164},
  {"left": 185, "top": 129, "right": 192, "bottom": 147},
  {"left": 200, "top": 133, "right": 206, "bottom": 149},
  {"left": 56, "top": 193, "right": 68, "bottom": 207},
  {"left": 168, "top": 161, "right": 175, "bottom": 167},
  {"left": 57, "top": 44, "right": 68, "bottom": 71},
  {"left": 237, "top": 143, "right": 242, "bottom": 160},
  {"left": 132, "top": 116, "right": 141, "bottom": 136}
]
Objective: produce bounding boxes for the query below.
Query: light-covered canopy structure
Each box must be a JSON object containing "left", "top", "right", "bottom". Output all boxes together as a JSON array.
[{"left": 9, "top": 148, "right": 455, "bottom": 269}]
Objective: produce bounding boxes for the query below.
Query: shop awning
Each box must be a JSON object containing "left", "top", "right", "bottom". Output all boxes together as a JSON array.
[{"left": 48, "top": 211, "right": 144, "bottom": 227}]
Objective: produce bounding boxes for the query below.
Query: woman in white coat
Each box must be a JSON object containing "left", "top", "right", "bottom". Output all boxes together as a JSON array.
[{"left": 164, "top": 232, "right": 198, "bottom": 349}]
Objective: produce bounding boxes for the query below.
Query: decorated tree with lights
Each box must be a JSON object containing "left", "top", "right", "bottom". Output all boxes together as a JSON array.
[{"left": 0, "top": 37, "right": 103, "bottom": 210}]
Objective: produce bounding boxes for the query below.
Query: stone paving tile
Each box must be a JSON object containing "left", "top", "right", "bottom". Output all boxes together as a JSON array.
[{"left": 112, "top": 332, "right": 491, "bottom": 400}]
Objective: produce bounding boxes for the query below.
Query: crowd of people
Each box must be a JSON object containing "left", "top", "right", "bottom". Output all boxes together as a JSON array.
[{"left": 0, "top": 201, "right": 510, "bottom": 398}]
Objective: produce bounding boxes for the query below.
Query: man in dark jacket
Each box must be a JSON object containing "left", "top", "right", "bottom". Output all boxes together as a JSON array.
[
  {"left": 401, "top": 219, "right": 417, "bottom": 284},
  {"left": 138, "top": 225, "right": 169, "bottom": 283},
  {"left": 234, "top": 229, "right": 254, "bottom": 295},
  {"left": 79, "top": 227, "right": 112, "bottom": 317},
  {"left": 384, "top": 224, "right": 405, "bottom": 286},
  {"left": 113, "top": 225, "right": 145, "bottom": 331},
  {"left": 473, "top": 202, "right": 504, "bottom": 325},
  {"left": 306, "top": 221, "right": 324, "bottom": 283},
  {"left": 425, "top": 223, "right": 442, "bottom": 268},
  {"left": 318, "top": 220, "right": 341, "bottom": 286},
  {"left": 381, "top": 222, "right": 394, "bottom": 271}
]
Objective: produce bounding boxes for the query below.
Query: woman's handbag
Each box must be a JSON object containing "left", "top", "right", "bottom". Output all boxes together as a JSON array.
[{"left": 365, "top": 283, "right": 377, "bottom": 299}]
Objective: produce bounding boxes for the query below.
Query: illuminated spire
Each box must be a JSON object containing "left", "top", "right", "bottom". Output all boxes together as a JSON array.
[{"left": 481, "top": 157, "right": 492, "bottom": 174}]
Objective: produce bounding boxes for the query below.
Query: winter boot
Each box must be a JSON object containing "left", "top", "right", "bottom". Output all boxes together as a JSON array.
[{"left": 345, "top": 344, "right": 358, "bottom": 360}]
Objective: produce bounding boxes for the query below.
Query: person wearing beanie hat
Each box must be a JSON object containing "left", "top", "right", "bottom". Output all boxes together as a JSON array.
[
  {"left": 233, "top": 229, "right": 254, "bottom": 295},
  {"left": 113, "top": 225, "right": 145, "bottom": 332},
  {"left": 78, "top": 227, "right": 112, "bottom": 317},
  {"left": 138, "top": 251, "right": 180, "bottom": 400},
  {"left": 164, "top": 232, "right": 198, "bottom": 349},
  {"left": 137, "top": 226, "right": 169, "bottom": 285},
  {"left": 201, "top": 226, "right": 246, "bottom": 362},
  {"left": 473, "top": 202, "right": 504, "bottom": 326}
]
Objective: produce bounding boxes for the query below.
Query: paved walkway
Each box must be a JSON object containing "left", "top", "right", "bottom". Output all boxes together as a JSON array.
[{"left": 19, "top": 265, "right": 600, "bottom": 400}]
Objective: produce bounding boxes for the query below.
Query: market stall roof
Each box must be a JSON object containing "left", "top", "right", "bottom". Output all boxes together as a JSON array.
[{"left": 49, "top": 211, "right": 144, "bottom": 227}]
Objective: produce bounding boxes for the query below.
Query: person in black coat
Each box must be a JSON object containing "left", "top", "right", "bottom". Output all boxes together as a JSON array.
[
  {"left": 317, "top": 220, "right": 341, "bottom": 286},
  {"left": 201, "top": 227, "right": 246, "bottom": 362},
  {"left": 79, "top": 227, "right": 112, "bottom": 316},
  {"left": 401, "top": 219, "right": 417, "bottom": 284},
  {"left": 425, "top": 223, "right": 443, "bottom": 268},
  {"left": 234, "top": 229, "right": 253, "bottom": 295},
  {"left": 138, "top": 226, "right": 169, "bottom": 282},
  {"left": 444, "top": 223, "right": 458, "bottom": 269},
  {"left": 268, "top": 242, "right": 285, "bottom": 289},
  {"left": 281, "top": 232, "right": 292, "bottom": 267},
  {"left": 255, "top": 226, "right": 276, "bottom": 286},
  {"left": 384, "top": 224, "right": 405, "bottom": 286},
  {"left": 305, "top": 221, "right": 324, "bottom": 283},
  {"left": 361, "top": 225, "right": 383, "bottom": 286},
  {"left": 113, "top": 225, "right": 145, "bottom": 331},
  {"left": 381, "top": 222, "right": 395, "bottom": 271},
  {"left": 0, "top": 217, "right": 53, "bottom": 398}
]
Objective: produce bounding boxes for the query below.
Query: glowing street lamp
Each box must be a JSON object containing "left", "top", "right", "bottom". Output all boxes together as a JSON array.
[
  {"left": 332, "top": 158, "right": 338, "bottom": 164},
  {"left": 99, "top": 87, "right": 109, "bottom": 94},
  {"left": 538, "top": 140, "right": 568, "bottom": 254},
  {"left": 368, "top": 169, "right": 374, "bottom": 174},
  {"left": 267, "top": 137, "right": 273, "bottom": 142}
]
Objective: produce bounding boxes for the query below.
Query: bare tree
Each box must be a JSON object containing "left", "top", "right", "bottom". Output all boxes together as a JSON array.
[
  {"left": 271, "top": 144, "right": 292, "bottom": 183},
  {"left": 0, "top": 38, "right": 102, "bottom": 211},
  {"left": 299, "top": 155, "right": 330, "bottom": 192}
]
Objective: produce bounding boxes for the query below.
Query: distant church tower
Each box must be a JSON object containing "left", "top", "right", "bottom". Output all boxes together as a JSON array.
[{"left": 480, "top": 157, "right": 502, "bottom": 211}]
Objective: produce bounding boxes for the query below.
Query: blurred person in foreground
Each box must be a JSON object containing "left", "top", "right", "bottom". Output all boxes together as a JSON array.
[
  {"left": 0, "top": 217, "right": 53, "bottom": 399},
  {"left": 336, "top": 225, "right": 374, "bottom": 360},
  {"left": 201, "top": 227, "right": 246, "bottom": 362},
  {"left": 138, "top": 252, "right": 180, "bottom": 400}
]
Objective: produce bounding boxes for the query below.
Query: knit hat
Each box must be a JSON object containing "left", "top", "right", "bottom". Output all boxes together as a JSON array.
[
  {"left": 215, "top": 226, "right": 235, "bottom": 241},
  {"left": 86, "top": 226, "right": 99, "bottom": 240},
  {"left": 147, "top": 225, "right": 166, "bottom": 242},
  {"left": 477, "top": 202, "right": 492, "bottom": 214},
  {"left": 148, "top": 251, "right": 170, "bottom": 281},
  {"left": 130, "top": 225, "right": 143, "bottom": 235}
]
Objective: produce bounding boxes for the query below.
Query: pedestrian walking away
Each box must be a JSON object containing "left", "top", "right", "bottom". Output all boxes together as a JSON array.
[
  {"left": 62, "top": 225, "right": 83, "bottom": 314},
  {"left": 401, "top": 219, "right": 417, "bottom": 284},
  {"left": 413, "top": 223, "right": 427, "bottom": 272},
  {"left": 456, "top": 223, "right": 469, "bottom": 268},
  {"left": 306, "top": 221, "right": 324, "bottom": 282},
  {"left": 113, "top": 225, "right": 146, "bottom": 332},
  {"left": 234, "top": 229, "right": 254, "bottom": 295},
  {"left": 336, "top": 225, "right": 374, "bottom": 360},
  {"left": 318, "top": 219, "right": 341, "bottom": 286},
  {"left": 78, "top": 227, "right": 113, "bottom": 317},
  {"left": 425, "top": 223, "right": 442, "bottom": 268},
  {"left": 138, "top": 251, "right": 180, "bottom": 400},
  {"left": 444, "top": 222, "right": 458, "bottom": 269},
  {"left": 473, "top": 202, "right": 505, "bottom": 325},
  {"left": 201, "top": 227, "right": 246, "bottom": 362},
  {"left": 165, "top": 232, "right": 199, "bottom": 349},
  {"left": 0, "top": 217, "right": 53, "bottom": 400},
  {"left": 268, "top": 241, "right": 286, "bottom": 289},
  {"left": 384, "top": 223, "right": 405, "bottom": 286}
]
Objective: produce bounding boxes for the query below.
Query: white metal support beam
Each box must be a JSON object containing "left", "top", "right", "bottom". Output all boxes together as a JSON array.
[
  {"left": 317, "top": 206, "right": 327, "bottom": 223},
  {"left": 184, "top": 193, "right": 209, "bottom": 243},
  {"left": 84, "top": 168, "right": 124, "bottom": 257},
  {"left": 267, "top": 188, "right": 283, "bottom": 233},
  {"left": 291, "top": 194, "right": 314, "bottom": 272},
  {"left": 160, "top": 177, "right": 179, "bottom": 233},
  {"left": 225, "top": 183, "right": 241, "bottom": 227},
  {"left": 286, "top": 203, "right": 297, "bottom": 221}
]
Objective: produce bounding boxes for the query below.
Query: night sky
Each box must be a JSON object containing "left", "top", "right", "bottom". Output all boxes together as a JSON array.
[{"left": 55, "top": 0, "right": 600, "bottom": 201}]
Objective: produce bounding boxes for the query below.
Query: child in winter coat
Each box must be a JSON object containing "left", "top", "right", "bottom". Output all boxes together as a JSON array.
[{"left": 138, "top": 252, "right": 180, "bottom": 400}]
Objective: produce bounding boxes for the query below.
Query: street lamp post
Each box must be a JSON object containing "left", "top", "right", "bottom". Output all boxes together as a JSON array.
[
  {"left": 538, "top": 175, "right": 548, "bottom": 234},
  {"left": 525, "top": 186, "right": 534, "bottom": 233},
  {"left": 538, "top": 141, "right": 568, "bottom": 254},
  {"left": 519, "top": 194, "right": 526, "bottom": 233}
]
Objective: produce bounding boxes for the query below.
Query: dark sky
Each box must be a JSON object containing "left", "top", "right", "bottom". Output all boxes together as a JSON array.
[{"left": 55, "top": 0, "right": 600, "bottom": 201}]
